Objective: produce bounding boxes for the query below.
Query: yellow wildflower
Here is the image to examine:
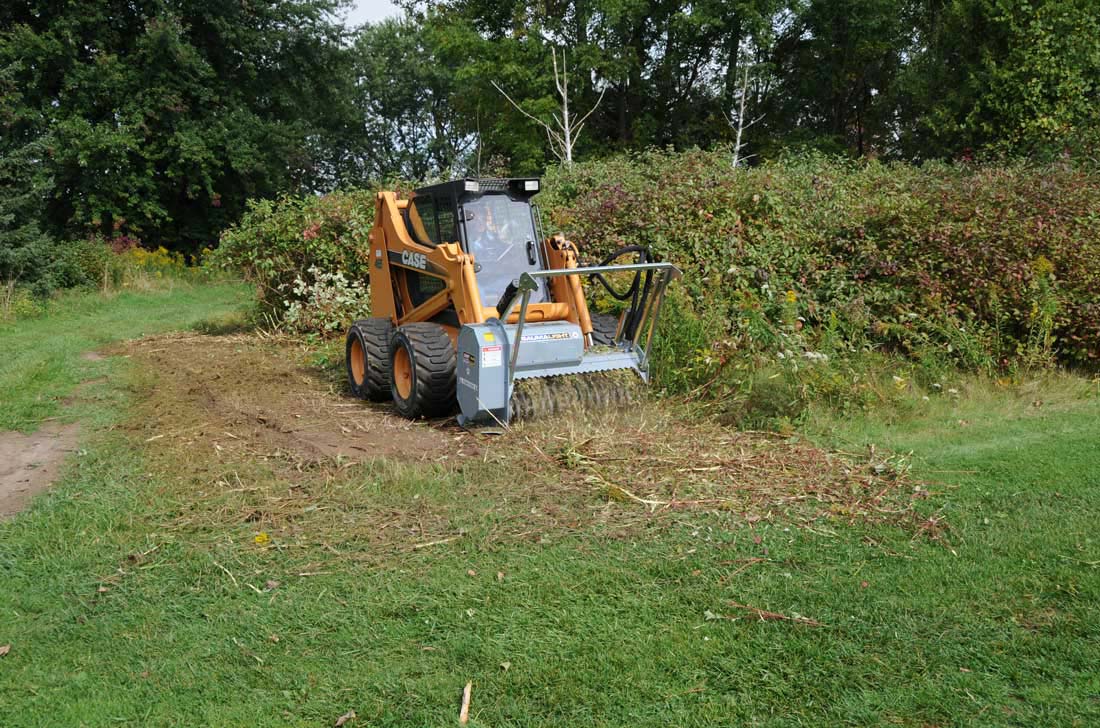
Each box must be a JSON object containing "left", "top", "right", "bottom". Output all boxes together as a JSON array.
[{"left": 1031, "top": 256, "right": 1054, "bottom": 276}]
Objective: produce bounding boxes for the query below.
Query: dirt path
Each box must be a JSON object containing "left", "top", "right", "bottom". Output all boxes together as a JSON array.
[
  {"left": 3, "top": 332, "right": 921, "bottom": 535},
  {"left": 2, "top": 331, "right": 468, "bottom": 523},
  {"left": 0, "top": 353, "right": 107, "bottom": 520},
  {"left": 121, "top": 333, "right": 476, "bottom": 465},
  {"left": 0, "top": 422, "right": 80, "bottom": 520}
]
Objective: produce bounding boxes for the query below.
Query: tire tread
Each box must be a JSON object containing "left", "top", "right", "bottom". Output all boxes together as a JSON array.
[
  {"left": 346, "top": 318, "right": 393, "bottom": 401},
  {"left": 390, "top": 322, "right": 456, "bottom": 418},
  {"left": 590, "top": 313, "right": 620, "bottom": 346}
]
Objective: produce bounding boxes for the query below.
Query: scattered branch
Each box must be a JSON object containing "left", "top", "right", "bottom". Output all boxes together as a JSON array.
[
  {"left": 412, "top": 534, "right": 464, "bottom": 550},
  {"left": 727, "top": 601, "right": 824, "bottom": 626},
  {"left": 459, "top": 682, "right": 472, "bottom": 724},
  {"left": 212, "top": 559, "right": 239, "bottom": 588}
]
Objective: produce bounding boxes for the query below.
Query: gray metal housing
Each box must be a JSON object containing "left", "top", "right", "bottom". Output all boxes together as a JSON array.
[{"left": 456, "top": 319, "right": 648, "bottom": 426}]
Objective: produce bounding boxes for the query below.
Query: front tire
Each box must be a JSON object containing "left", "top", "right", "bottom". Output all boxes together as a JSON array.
[
  {"left": 389, "top": 323, "right": 457, "bottom": 418},
  {"left": 346, "top": 318, "right": 393, "bottom": 401},
  {"left": 590, "top": 313, "right": 621, "bottom": 347}
]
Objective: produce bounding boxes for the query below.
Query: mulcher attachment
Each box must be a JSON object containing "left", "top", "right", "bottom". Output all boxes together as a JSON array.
[{"left": 454, "top": 263, "right": 679, "bottom": 427}]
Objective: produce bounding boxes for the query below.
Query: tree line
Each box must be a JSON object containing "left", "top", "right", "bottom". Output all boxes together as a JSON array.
[{"left": 2, "top": 0, "right": 1098, "bottom": 257}]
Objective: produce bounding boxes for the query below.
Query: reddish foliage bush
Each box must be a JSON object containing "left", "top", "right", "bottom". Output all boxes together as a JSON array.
[
  {"left": 209, "top": 191, "right": 376, "bottom": 314},
  {"left": 540, "top": 150, "right": 1100, "bottom": 368}
]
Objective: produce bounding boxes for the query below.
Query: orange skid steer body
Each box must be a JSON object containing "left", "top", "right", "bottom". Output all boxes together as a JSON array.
[{"left": 344, "top": 177, "right": 680, "bottom": 425}]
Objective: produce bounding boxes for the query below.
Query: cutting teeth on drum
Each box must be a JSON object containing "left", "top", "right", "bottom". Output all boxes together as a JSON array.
[{"left": 510, "top": 370, "right": 643, "bottom": 421}]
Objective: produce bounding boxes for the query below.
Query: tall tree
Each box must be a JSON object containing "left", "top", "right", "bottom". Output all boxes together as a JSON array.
[
  {"left": 417, "top": 0, "right": 784, "bottom": 167},
  {"left": 334, "top": 17, "right": 473, "bottom": 185},
  {"left": 762, "top": 0, "right": 909, "bottom": 156},
  {"left": 0, "top": 0, "right": 356, "bottom": 251},
  {"left": 896, "top": 0, "right": 1100, "bottom": 159},
  {"left": 0, "top": 52, "right": 57, "bottom": 294}
]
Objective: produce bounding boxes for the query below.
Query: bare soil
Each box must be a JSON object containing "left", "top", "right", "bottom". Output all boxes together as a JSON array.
[
  {"left": 0, "top": 422, "right": 80, "bottom": 519},
  {"left": 120, "top": 332, "right": 475, "bottom": 464},
  {"left": 106, "top": 332, "right": 924, "bottom": 557}
]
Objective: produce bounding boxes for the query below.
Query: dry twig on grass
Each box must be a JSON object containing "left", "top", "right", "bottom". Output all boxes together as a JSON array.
[
  {"left": 719, "top": 558, "right": 768, "bottom": 582},
  {"left": 726, "top": 601, "right": 824, "bottom": 627},
  {"left": 412, "top": 534, "right": 464, "bottom": 551},
  {"left": 459, "top": 681, "right": 472, "bottom": 724}
]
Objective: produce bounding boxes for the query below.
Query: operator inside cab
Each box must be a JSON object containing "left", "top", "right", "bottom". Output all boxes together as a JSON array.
[{"left": 462, "top": 194, "right": 548, "bottom": 307}]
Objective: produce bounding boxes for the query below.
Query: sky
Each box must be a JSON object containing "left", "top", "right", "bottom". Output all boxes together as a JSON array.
[{"left": 344, "top": 0, "right": 402, "bottom": 26}]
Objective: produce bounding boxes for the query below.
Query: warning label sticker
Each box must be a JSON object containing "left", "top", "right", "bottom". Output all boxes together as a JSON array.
[{"left": 481, "top": 345, "right": 503, "bottom": 368}]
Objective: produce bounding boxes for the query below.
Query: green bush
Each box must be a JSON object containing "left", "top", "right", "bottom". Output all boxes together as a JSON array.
[
  {"left": 58, "top": 238, "right": 117, "bottom": 288},
  {"left": 0, "top": 285, "right": 45, "bottom": 319},
  {"left": 208, "top": 191, "right": 376, "bottom": 315},
  {"left": 540, "top": 149, "right": 1100, "bottom": 372},
  {"left": 535, "top": 149, "right": 1100, "bottom": 425},
  {"left": 3, "top": 234, "right": 118, "bottom": 297}
]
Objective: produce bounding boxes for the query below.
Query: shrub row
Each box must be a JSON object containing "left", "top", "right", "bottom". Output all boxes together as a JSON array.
[
  {"left": 539, "top": 150, "right": 1100, "bottom": 371},
  {"left": 211, "top": 151, "right": 1098, "bottom": 422},
  {"left": 2, "top": 235, "right": 206, "bottom": 319}
]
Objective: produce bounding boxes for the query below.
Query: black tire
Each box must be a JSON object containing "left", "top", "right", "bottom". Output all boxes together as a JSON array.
[
  {"left": 389, "top": 322, "right": 457, "bottom": 419},
  {"left": 590, "top": 313, "right": 621, "bottom": 347},
  {"left": 346, "top": 318, "right": 393, "bottom": 401}
]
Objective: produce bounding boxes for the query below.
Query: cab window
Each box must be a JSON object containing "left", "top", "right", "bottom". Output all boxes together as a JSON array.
[
  {"left": 407, "top": 196, "right": 437, "bottom": 246},
  {"left": 436, "top": 204, "right": 457, "bottom": 244},
  {"left": 462, "top": 196, "right": 547, "bottom": 307}
]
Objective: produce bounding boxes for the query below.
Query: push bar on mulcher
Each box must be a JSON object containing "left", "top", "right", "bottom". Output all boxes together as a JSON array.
[{"left": 497, "top": 262, "right": 683, "bottom": 389}]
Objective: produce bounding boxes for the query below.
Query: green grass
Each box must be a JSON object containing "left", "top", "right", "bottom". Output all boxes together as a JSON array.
[
  {"left": 0, "top": 283, "right": 249, "bottom": 431},
  {"left": 2, "top": 286, "right": 1099, "bottom": 726}
]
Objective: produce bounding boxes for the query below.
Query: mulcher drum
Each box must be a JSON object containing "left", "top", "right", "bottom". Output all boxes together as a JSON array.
[{"left": 510, "top": 369, "right": 643, "bottom": 421}]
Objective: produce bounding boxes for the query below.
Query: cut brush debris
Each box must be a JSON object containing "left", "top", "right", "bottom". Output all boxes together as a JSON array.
[{"left": 119, "top": 332, "right": 928, "bottom": 558}]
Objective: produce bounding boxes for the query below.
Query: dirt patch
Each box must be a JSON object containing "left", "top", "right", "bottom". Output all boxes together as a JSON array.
[
  {"left": 112, "top": 331, "right": 926, "bottom": 557},
  {"left": 120, "top": 333, "right": 472, "bottom": 464},
  {"left": 0, "top": 422, "right": 81, "bottom": 520},
  {"left": 81, "top": 351, "right": 106, "bottom": 361}
]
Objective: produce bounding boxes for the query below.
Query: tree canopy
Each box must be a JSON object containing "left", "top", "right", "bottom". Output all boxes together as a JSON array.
[
  {"left": 2, "top": 0, "right": 1097, "bottom": 251},
  {"left": 1, "top": 0, "right": 355, "bottom": 251}
]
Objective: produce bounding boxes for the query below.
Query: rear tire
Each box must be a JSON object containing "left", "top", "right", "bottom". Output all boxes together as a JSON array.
[
  {"left": 346, "top": 318, "right": 393, "bottom": 401},
  {"left": 389, "top": 323, "right": 457, "bottom": 419},
  {"left": 590, "top": 313, "right": 621, "bottom": 347}
]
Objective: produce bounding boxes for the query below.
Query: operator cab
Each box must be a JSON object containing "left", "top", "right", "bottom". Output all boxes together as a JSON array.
[{"left": 405, "top": 178, "right": 548, "bottom": 309}]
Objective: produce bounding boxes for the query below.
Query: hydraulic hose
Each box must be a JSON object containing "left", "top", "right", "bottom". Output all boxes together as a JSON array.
[{"left": 589, "top": 245, "right": 654, "bottom": 342}]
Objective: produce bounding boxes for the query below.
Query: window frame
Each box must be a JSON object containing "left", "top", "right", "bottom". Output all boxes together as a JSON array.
[{"left": 407, "top": 195, "right": 439, "bottom": 247}]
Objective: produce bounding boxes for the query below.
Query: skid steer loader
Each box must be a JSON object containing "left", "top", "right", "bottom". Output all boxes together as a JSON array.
[{"left": 344, "top": 177, "right": 680, "bottom": 425}]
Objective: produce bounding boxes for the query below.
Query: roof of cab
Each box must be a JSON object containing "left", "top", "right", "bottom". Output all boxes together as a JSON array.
[{"left": 412, "top": 177, "right": 541, "bottom": 203}]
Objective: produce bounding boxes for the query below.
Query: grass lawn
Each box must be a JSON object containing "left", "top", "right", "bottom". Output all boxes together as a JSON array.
[
  {"left": 1, "top": 283, "right": 1098, "bottom": 727},
  {"left": 0, "top": 283, "right": 249, "bottom": 431}
]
